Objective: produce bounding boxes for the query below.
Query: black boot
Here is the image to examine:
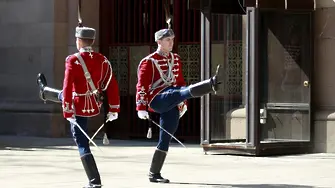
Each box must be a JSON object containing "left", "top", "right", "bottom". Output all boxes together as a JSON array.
[
  {"left": 189, "top": 64, "right": 223, "bottom": 97},
  {"left": 81, "top": 154, "right": 102, "bottom": 188},
  {"left": 148, "top": 149, "right": 170, "bottom": 183},
  {"left": 36, "top": 73, "right": 62, "bottom": 103}
]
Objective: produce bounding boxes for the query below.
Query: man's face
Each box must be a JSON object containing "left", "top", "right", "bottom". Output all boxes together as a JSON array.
[
  {"left": 76, "top": 38, "right": 81, "bottom": 51},
  {"left": 158, "top": 36, "right": 174, "bottom": 52}
]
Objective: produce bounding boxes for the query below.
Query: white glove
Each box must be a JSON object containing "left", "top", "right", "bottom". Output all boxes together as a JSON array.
[
  {"left": 107, "top": 112, "right": 118, "bottom": 122},
  {"left": 66, "top": 117, "right": 77, "bottom": 125},
  {"left": 178, "top": 102, "right": 188, "bottom": 118},
  {"left": 138, "top": 110, "right": 149, "bottom": 119}
]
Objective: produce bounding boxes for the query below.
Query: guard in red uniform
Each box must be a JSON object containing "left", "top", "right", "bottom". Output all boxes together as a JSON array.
[
  {"left": 36, "top": 26, "right": 120, "bottom": 188},
  {"left": 136, "top": 28, "right": 223, "bottom": 183}
]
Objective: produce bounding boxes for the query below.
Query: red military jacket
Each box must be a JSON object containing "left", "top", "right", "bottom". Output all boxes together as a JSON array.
[
  {"left": 62, "top": 47, "right": 120, "bottom": 118},
  {"left": 136, "top": 50, "right": 187, "bottom": 112}
]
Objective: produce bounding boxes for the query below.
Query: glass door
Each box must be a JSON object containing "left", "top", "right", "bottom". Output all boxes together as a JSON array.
[
  {"left": 201, "top": 11, "right": 253, "bottom": 155},
  {"left": 209, "top": 13, "right": 245, "bottom": 143},
  {"left": 258, "top": 11, "right": 313, "bottom": 153}
]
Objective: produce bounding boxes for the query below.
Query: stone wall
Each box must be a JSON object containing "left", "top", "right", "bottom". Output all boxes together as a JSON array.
[{"left": 0, "top": 0, "right": 100, "bottom": 137}]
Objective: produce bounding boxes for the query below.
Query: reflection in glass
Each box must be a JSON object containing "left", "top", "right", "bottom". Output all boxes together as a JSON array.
[
  {"left": 210, "top": 14, "right": 246, "bottom": 143},
  {"left": 260, "top": 12, "right": 311, "bottom": 143}
]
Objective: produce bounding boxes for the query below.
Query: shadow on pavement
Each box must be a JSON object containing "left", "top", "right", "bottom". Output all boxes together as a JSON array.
[
  {"left": 0, "top": 135, "right": 197, "bottom": 150},
  {"left": 169, "top": 182, "right": 327, "bottom": 188}
]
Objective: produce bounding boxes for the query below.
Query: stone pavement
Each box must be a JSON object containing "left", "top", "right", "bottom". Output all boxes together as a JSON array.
[{"left": 1, "top": 136, "right": 335, "bottom": 188}]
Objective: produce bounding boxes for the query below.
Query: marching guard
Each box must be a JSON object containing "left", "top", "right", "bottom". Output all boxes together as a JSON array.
[
  {"left": 36, "top": 26, "right": 120, "bottom": 188},
  {"left": 136, "top": 28, "right": 223, "bottom": 183}
]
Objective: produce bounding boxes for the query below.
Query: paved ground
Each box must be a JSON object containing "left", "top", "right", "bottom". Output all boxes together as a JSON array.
[{"left": 1, "top": 136, "right": 335, "bottom": 188}]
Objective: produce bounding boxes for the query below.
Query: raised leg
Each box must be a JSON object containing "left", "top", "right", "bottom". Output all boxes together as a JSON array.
[
  {"left": 188, "top": 64, "right": 223, "bottom": 97},
  {"left": 36, "top": 73, "right": 62, "bottom": 103}
]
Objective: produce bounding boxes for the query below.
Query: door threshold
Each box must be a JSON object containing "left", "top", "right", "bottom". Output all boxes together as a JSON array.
[
  {"left": 261, "top": 139, "right": 310, "bottom": 143},
  {"left": 202, "top": 142, "right": 256, "bottom": 156}
]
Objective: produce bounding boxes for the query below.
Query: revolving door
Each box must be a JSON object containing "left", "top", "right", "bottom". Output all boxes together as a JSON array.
[{"left": 199, "top": 3, "right": 315, "bottom": 156}]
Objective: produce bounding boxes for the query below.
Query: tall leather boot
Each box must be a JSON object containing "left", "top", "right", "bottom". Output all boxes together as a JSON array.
[
  {"left": 188, "top": 64, "right": 223, "bottom": 97},
  {"left": 36, "top": 73, "right": 62, "bottom": 103},
  {"left": 148, "top": 149, "right": 169, "bottom": 183},
  {"left": 81, "top": 154, "right": 102, "bottom": 188}
]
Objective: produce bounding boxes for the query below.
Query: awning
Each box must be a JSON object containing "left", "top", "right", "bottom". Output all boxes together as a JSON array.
[
  {"left": 188, "top": 0, "right": 246, "bottom": 14},
  {"left": 188, "top": 0, "right": 315, "bottom": 13},
  {"left": 244, "top": 0, "right": 315, "bottom": 11}
]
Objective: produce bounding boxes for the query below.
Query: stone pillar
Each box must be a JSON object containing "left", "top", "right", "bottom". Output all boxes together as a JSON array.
[
  {"left": 50, "top": 0, "right": 69, "bottom": 137},
  {"left": 313, "top": 0, "right": 335, "bottom": 152},
  {"left": 0, "top": 0, "right": 101, "bottom": 137},
  {"left": 51, "top": 0, "right": 101, "bottom": 137},
  {"left": 67, "top": 0, "right": 100, "bottom": 54}
]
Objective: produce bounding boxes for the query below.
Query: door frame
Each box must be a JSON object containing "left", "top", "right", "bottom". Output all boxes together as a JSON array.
[{"left": 253, "top": 8, "right": 315, "bottom": 156}]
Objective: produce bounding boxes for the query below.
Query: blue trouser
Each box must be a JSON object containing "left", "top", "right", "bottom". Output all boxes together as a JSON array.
[
  {"left": 59, "top": 92, "right": 91, "bottom": 156},
  {"left": 58, "top": 92, "right": 101, "bottom": 186},
  {"left": 71, "top": 116, "right": 91, "bottom": 156},
  {"left": 150, "top": 86, "right": 193, "bottom": 151}
]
